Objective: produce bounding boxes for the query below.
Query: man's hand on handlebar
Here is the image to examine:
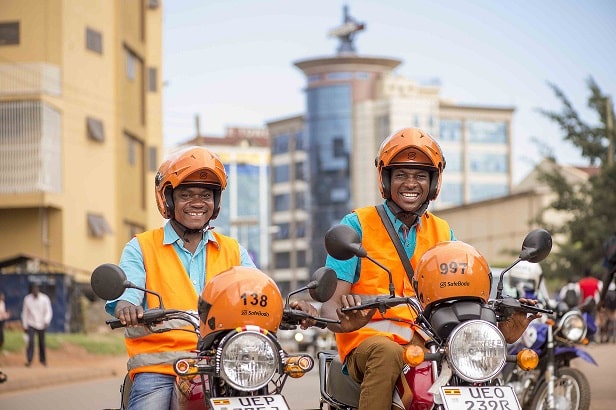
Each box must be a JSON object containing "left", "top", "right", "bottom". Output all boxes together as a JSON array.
[
  {"left": 336, "top": 294, "right": 377, "bottom": 333},
  {"left": 290, "top": 300, "right": 318, "bottom": 329},
  {"left": 114, "top": 300, "right": 144, "bottom": 327},
  {"left": 498, "top": 298, "right": 542, "bottom": 343}
]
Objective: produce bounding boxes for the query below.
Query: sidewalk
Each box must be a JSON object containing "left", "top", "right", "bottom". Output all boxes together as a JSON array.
[{"left": 0, "top": 350, "right": 128, "bottom": 394}]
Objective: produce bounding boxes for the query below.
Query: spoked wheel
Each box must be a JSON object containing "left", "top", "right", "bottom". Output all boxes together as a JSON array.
[{"left": 529, "top": 367, "right": 591, "bottom": 410}]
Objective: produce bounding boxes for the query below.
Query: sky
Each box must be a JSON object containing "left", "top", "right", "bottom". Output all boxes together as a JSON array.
[{"left": 162, "top": 0, "right": 616, "bottom": 182}]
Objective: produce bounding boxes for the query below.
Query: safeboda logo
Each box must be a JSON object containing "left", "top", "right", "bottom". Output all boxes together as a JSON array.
[{"left": 440, "top": 281, "right": 471, "bottom": 288}]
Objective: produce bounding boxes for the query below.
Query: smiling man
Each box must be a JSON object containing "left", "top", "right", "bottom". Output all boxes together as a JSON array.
[
  {"left": 104, "top": 146, "right": 257, "bottom": 409},
  {"left": 320, "top": 128, "right": 455, "bottom": 410}
]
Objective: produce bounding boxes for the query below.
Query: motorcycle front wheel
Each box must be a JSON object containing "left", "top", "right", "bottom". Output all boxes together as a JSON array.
[{"left": 529, "top": 367, "right": 591, "bottom": 410}]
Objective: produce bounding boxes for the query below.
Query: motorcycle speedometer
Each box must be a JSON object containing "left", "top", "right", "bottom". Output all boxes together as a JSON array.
[
  {"left": 219, "top": 329, "right": 279, "bottom": 391},
  {"left": 557, "top": 310, "right": 587, "bottom": 343},
  {"left": 447, "top": 320, "right": 507, "bottom": 383}
]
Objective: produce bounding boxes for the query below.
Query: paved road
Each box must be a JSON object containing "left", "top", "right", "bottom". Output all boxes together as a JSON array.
[{"left": 0, "top": 343, "right": 613, "bottom": 409}]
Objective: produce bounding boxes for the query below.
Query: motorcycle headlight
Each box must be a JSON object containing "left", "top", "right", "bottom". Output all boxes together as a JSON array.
[
  {"left": 558, "top": 311, "right": 587, "bottom": 343},
  {"left": 219, "top": 330, "right": 279, "bottom": 391},
  {"left": 447, "top": 320, "right": 506, "bottom": 382}
]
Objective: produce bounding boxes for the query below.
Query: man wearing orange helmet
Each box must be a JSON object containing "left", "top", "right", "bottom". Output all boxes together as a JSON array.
[
  {"left": 321, "top": 128, "right": 539, "bottom": 410},
  {"left": 104, "top": 146, "right": 314, "bottom": 409}
]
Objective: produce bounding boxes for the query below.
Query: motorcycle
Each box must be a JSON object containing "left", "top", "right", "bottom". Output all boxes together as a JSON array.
[
  {"left": 90, "top": 264, "right": 340, "bottom": 410},
  {"left": 317, "top": 224, "right": 554, "bottom": 410},
  {"left": 501, "top": 297, "right": 596, "bottom": 410}
]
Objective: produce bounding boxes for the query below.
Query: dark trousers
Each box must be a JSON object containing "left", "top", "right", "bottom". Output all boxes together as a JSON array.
[
  {"left": 26, "top": 326, "right": 46, "bottom": 365},
  {"left": 0, "top": 320, "right": 5, "bottom": 348}
]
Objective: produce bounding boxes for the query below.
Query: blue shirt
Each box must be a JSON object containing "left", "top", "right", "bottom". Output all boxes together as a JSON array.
[
  {"left": 105, "top": 221, "right": 255, "bottom": 315},
  {"left": 325, "top": 200, "right": 456, "bottom": 284}
]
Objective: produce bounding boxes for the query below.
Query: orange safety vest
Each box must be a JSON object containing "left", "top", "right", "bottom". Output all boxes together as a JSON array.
[
  {"left": 336, "top": 207, "right": 452, "bottom": 362},
  {"left": 124, "top": 227, "right": 241, "bottom": 378}
]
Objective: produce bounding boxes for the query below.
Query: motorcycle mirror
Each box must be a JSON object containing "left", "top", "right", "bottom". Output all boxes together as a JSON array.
[
  {"left": 519, "top": 229, "right": 552, "bottom": 263},
  {"left": 91, "top": 263, "right": 130, "bottom": 300},
  {"left": 91, "top": 263, "right": 166, "bottom": 309},
  {"left": 308, "top": 267, "right": 338, "bottom": 302},
  {"left": 324, "top": 224, "right": 367, "bottom": 260}
]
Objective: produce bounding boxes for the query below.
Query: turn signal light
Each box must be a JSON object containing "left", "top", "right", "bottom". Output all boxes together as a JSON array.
[
  {"left": 285, "top": 355, "right": 314, "bottom": 378},
  {"left": 517, "top": 349, "right": 539, "bottom": 371},
  {"left": 403, "top": 344, "right": 425, "bottom": 367}
]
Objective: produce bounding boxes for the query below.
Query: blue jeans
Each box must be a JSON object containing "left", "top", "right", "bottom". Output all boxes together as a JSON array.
[{"left": 128, "top": 372, "right": 177, "bottom": 410}]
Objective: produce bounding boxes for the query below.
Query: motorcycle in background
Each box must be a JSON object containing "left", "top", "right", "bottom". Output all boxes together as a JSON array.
[
  {"left": 502, "top": 297, "right": 596, "bottom": 410},
  {"left": 317, "top": 224, "right": 553, "bottom": 410},
  {"left": 90, "top": 264, "right": 339, "bottom": 410}
]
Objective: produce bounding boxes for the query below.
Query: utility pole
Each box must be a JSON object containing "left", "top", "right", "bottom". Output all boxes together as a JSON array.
[{"left": 607, "top": 96, "right": 614, "bottom": 166}]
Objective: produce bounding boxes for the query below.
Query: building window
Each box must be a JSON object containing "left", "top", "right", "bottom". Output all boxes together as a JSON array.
[
  {"left": 86, "top": 117, "right": 105, "bottom": 142},
  {"left": 148, "top": 67, "right": 158, "bottom": 92},
  {"left": 87, "top": 213, "right": 113, "bottom": 238},
  {"left": 467, "top": 121, "right": 507, "bottom": 143},
  {"left": 273, "top": 134, "right": 290, "bottom": 154},
  {"left": 126, "top": 50, "right": 137, "bottom": 81},
  {"left": 85, "top": 27, "right": 103, "bottom": 54},
  {"left": 273, "top": 164, "right": 290, "bottom": 183},
  {"left": 274, "top": 252, "right": 290, "bottom": 269},
  {"left": 148, "top": 146, "right": 158, "bottom": 172},
  {"left": 0, "top": 22, "right": 20, "bottom": 46},
  {"left": 274, "top": 193, "right": 290, "bottom": 212},
  {"left": 440, "top": 119, "right": 462, "bottom": 142}
]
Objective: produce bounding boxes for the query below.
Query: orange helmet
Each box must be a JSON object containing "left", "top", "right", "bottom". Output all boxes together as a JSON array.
[
  {"left": 198, "top": 266, "right": 284, "bottom": 339},
  {"left": 155, "top": 146, "right": 227, "bottom": 219},
  {"left": 375, "top": 128, "right": 446, "bottom": 202},
  {"left": 413, "top": 241, "right": 492, "bottom": 311}
]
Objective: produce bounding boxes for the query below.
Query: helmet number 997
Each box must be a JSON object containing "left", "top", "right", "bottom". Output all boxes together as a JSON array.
[
  {"left": 240, "top": 292, "right": 268, "bottom": 307},
  {"left": 439, "top": 262, "right": 468, "bottom": 275}
]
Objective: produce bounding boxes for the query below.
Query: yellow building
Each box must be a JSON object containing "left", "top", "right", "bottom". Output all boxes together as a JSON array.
[{"left": 0, "top": 0, "right": 163, "bottom": 282}]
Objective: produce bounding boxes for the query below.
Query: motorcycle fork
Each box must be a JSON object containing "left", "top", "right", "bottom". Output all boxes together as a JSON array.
[{"left": 544, "top": 324, "right": 556, "bottom": 410}]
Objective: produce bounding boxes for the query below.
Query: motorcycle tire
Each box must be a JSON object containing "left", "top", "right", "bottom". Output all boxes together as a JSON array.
[{"left": 528, "top": 367, "right": 591, "bottom": 410}]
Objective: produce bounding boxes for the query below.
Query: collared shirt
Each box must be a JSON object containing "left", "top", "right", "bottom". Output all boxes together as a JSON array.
[
  {"left": 21, "top": 292, "right": 53, "bottom": 330},
  {"left": 325, "top": 200, "right": 455, "bottom": 284},
  {"left": 105, "top": 221, "right": 255, "bottom": 315}
]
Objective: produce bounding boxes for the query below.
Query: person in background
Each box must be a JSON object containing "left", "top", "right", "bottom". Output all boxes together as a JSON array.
[
  {"left": 105, "top": 146, "right": 316, "bottom": 409},
  {"left": 320, "top": 128, "right": 541, "bottom": 410},
  {"left": 559, "top": 276, "right": 582, "bottom": 310},
  {"left": 578, "top": 268, "right": 602, "bottom": 341},
  {"left": 21, "top": 283, "right": 53, "bottom": 367},
  {"left": 0, "top": 291, "right": 10, "bottom": 355}
]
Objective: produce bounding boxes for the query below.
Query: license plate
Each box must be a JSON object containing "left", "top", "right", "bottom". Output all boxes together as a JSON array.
[
  {"left": 440, "top": 386, "right": 521, "bottom": 410},
  {"left": 209, "top": 394, "right": 289, "bottom": 410}
]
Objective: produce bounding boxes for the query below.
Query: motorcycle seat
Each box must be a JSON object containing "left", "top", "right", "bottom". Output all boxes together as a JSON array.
[{"left": 325, "top": 353, "right": 360, "bottom": 407}]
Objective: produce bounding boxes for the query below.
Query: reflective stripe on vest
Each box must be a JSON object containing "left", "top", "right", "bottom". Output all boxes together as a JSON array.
[
  {"left": 335, "top": 207, "right": 451, "bottom": 362},
  {"left": 124, "top": 228, "right": 241, "bottom": 377}
]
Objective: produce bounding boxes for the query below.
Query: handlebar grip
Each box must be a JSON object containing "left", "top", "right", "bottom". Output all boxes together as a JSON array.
[
  {"left": 314, "top": 320, "right": 328, "bottom": 329},
  {"left": 107, "top": 319, "right": 125, "bottom": 329}
]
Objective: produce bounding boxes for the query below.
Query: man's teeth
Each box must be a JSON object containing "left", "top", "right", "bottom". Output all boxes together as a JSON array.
[
  {"left": 401, "top": 193, "right": 419, "bottom": 198},
  {"left": 188, "top": 212, "right": 204, "bottom": 216}
]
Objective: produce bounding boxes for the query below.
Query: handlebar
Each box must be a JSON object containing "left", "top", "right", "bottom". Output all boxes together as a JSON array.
[
  {"left": 340, "top": 296, "right": 422, "bottom": 314},
  {"left": 490, "top": 297, "right": 553, "bottom": 318},
  {"left": 106, "top": 308, "right": 200, "bottom": 330},
  {"left": 281, "top": 307, "right": 340, "bottom": 330}
]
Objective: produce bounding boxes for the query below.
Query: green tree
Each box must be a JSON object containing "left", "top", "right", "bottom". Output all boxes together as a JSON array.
[{"left": 533, "top": 77, "right": 616, "bottom": 282}]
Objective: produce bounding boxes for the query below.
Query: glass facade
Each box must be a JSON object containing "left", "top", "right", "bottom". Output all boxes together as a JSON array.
[
  {"left": 306, "top": 84, "right": 352, "bottom": 271},
  {"left": 217, "top": 162, "right": 265, "bottom": 267}
]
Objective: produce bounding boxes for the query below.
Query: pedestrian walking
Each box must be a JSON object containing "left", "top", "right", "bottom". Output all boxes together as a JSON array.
[{"left": 21, "top": 283, "right": 53, "bottom": 367}]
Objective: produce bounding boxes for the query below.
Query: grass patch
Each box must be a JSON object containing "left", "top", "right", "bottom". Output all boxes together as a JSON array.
[{"left": 2, "top": 330, "right": 125, "bottom": 356}]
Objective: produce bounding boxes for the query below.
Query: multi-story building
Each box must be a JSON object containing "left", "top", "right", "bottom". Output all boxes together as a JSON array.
[
  {"left": 268, "top": 7, "right": 515, "bottom": 288},
  {"left": 0, "top": 0, "right": 163, "bottom": 282},
  {"left": 174, "top": 126, "right": 271, "bottom": 272}
]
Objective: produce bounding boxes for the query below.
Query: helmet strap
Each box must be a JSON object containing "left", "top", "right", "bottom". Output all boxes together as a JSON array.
[
  {"left": 170, "top": 219, "right": 212, "bottom": 243},
  {"left": 385, "top": 199, "right": 429, "bottom": 227}
]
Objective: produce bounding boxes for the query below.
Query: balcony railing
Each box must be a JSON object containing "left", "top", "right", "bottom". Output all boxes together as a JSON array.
[
  {"left": 0, "top": 62, "right": 61, "bottom": 96},
  {"left": 0, "top": 100, "right": 62, "bottom": 194}
]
